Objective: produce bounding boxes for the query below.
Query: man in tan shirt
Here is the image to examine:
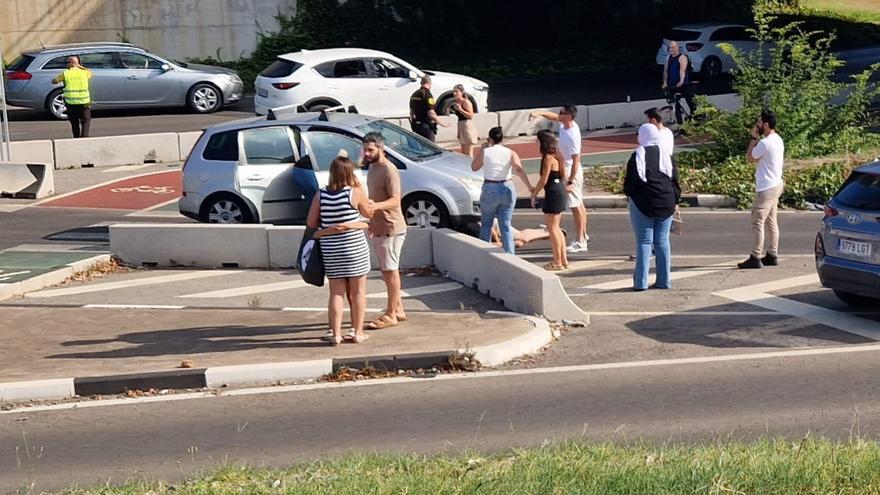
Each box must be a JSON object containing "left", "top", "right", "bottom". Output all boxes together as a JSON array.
[{"left": 363, "top": 132, "right": 407, "bottom": 329}]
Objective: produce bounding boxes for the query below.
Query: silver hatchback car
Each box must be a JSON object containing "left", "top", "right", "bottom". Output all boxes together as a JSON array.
[
  {"left": 3, "top": 42, "right": 244, "bottom": 119},
  {"left": 178, "top": 109, "right": 483, "bottom": 228}
]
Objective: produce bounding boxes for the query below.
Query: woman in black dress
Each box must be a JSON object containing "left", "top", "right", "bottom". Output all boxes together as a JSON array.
[{"left": 530, "top": 129, "right": 568, "bottom": 270}]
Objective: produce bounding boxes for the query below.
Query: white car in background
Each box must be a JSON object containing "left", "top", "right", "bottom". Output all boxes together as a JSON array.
[
  {"left": 656, "top": 23, "right": 759, "bottom": 79},
  {"left": 253, "top": 48, "right": 490, "bottom": 118}
]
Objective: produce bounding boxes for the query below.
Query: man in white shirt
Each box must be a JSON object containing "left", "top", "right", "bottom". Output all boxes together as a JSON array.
[
  {"left": 530, "top": 105, "right": 589, "bottom": 252},
  {"left": 739, "top": 110, "right": 785, "bottom": 269}
]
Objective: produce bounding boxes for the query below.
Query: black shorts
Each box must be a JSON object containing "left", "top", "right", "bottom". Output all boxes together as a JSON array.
[{"left": 411, "top": 121, "right": 436, "bottom": 142}]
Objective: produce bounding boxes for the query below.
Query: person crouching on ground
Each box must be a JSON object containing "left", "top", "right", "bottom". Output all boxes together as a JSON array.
[
  {"left": 471, "top": 126, "right": 533, "bottom": 254},
  {"left": 531, "top": 129, "right": 568, "bottom": 270},
  {"left": 307, "top": 157, "right": 373, "bottom": 345},
  {"left": 624, "top": 124, "right": 680, "bottom": 291}
]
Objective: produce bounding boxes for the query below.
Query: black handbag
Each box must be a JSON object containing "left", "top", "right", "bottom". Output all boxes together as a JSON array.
[{"left": 297, "top": 227, "right": 325, "bottom": 287}]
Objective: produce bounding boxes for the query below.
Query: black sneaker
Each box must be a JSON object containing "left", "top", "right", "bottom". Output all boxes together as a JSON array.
[
  {"left": 761, "top": 253, "right": 778, "bottom": 266},
  {"left": 737, "top": 255, "right": 763, "bottom": 269}
]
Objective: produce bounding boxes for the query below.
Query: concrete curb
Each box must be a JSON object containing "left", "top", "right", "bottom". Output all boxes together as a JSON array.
[
  {"left": 0, "top": 254, "right": 112, "bottom": 303},
  {"left": 0, "top": 312, "right": 551, "bottom": 401}
]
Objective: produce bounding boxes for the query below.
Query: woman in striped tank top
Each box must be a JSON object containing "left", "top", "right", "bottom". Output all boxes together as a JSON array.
[{"left": 307, "top": 156, "right": 373, "bottom": 345}]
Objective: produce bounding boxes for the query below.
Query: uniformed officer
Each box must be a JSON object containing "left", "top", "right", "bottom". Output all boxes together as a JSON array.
[
  {"left": 409, "top": 75, "right": 446, "bottom": 141},
  {"left": 51, "top": 56, "right": 93, "bottom": 138}
]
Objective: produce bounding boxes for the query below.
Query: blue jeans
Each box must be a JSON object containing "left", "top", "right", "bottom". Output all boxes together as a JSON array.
[
  {"left": 479, "top": 181, "right": 516, "bottom": 254},
  {"left": 293, "top": 167, "right": 319, "bottom": 207},
  {"left": 629, "top": 201, "right": 673, "bottom": 290}
]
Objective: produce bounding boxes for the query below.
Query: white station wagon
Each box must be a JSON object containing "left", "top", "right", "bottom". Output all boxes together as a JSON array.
[{"left": 178, "top": 109, "right": 484, "bottom": 229}]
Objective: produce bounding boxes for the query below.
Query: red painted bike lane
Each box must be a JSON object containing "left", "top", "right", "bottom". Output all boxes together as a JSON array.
[{"left": 39, "top": 170, "right": 182, "bottom": 211}]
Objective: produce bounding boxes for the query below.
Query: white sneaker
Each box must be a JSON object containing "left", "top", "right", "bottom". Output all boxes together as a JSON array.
[{"left": 566, "top": 241, "right": 588, "bottom": 253}]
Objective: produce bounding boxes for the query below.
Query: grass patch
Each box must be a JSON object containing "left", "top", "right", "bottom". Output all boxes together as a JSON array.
[
  {"left": 800, "top": 0, "right": 880, "bottom": 24},
  {"left": 48, "top": 438, "right": 880, "bottom": 494}
]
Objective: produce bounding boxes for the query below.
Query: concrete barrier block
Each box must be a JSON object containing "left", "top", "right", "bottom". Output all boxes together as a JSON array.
[
  {"left": 54, "top": 132, "right": 181, "bottom": 169},
  {"left": 0, "top": 162, "right": 54, "bottom": 198},
  {"left": 110, "top": 223, "right": 270, "bottom": 268},
  {"left": 9, "top": 140, "right": 55, "bottom": 164},
  {"left": 498, "top": 108, "right": 557, "bottom": 137},
  {"left": 588, "top": 99, "right": 668, "bottom": 130},
  {"left": 268, "top": 226, "right": 433, "bottom": 270},
  {"left": 178, "top": 131, "right": 203, "bottom": 161},
  {"left": 432, "top": 229, "right": 587, "bottom": 321}
]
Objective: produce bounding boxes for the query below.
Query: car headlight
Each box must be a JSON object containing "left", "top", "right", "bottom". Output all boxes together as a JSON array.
[
  {"left": 226, "top": 74, "right": 242, "bottom": 83},
  {"left": 457, "top": 176, "right": 483, "bottom": 191}
]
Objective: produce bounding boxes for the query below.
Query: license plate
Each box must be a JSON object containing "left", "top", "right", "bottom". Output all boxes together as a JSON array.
[
  {"left": 257, "top": 87, "right": 268, "bottom": 97},
  {"left": 838, "top": 238, "right": 872, "bottom": 258}
]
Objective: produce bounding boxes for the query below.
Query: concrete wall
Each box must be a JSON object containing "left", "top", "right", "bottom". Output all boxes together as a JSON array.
[{"left": 0, "top": 0, "right": 296, "bottom": 61}]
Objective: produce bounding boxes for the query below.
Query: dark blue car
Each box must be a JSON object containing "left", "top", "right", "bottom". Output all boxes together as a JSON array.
[{"left": 816, "top": 161, "right": 880, "bottom": 306}]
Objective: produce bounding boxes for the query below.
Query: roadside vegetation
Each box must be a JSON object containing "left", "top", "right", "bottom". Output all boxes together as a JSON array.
[
  {"left": 48, "top": 438, "right": 880, "bottom": 494},
  {"left": 662, "top": 7, "right": 879, "bottom": 209}
]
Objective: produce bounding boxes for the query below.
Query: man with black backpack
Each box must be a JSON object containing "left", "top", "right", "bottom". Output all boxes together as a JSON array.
[{"left": 661, "top": 41, "right": 697, "bottom": 120}]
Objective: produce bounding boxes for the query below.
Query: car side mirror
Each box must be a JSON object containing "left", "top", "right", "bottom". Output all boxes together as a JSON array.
[
  {"left": 160, "top": 64, "right": 172, "bottom": 72},
  {"left": 408, "top": 70, "right": 418, "bottom": 81}
]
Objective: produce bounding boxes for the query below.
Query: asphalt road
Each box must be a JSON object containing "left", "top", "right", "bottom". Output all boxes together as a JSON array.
[
  {"left": 4, "top": 348, "right": 880, "bottom": 492},
  {"left": 4, "top": 69, "right": 736, "bottom": 141}
]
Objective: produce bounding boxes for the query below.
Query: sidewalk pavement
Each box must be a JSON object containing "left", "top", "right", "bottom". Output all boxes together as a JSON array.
[{"left": 0, "top": 306, "right": 547, "bottom": 399}]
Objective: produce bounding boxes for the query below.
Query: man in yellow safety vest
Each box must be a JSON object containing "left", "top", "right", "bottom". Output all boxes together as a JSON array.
[{"left": 51, "top": 56, "right": 92, "bottom": 138}]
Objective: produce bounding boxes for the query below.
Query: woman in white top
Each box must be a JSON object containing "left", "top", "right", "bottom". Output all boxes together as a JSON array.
[{"left": 471, "top": 126, "right": 533, "bottom": 254}]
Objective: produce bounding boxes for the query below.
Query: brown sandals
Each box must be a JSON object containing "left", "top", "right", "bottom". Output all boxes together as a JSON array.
[{"left": 366, "top": 313, "right": 399, "bottom": 330}]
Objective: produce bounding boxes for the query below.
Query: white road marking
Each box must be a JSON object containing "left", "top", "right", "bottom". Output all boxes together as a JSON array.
[
  {"left": 517, "top": 253, "right": 814, "bottom": 260},
  {"left": 367, "top": 282, "right": 463, "bottom": 299},
  {"left": 126, "top": 198, "right": 182, "bottom": 218},
  {"left": 179, "top": 280, "right": 309, "bottom": 299},
  {"left": 0, "top": 270, "right": 31, "bottom": 281},
  {"left": 10, "top": 342, "right": 880, "bottom": 414},
  {"left": 83, "top": 304, "right": 186, "bottom": 310},
  {"left": 715, "top": 274, "right": 880, "bottom": 341},
  {"left": 102, "top": 164, "right": 155, "bottom": 173},
  {"left": 25, "top": 271, "right": 239, "bottom": 298},
  {"left": 2, "top": 244, "right": 106, "bottom": 253},
  {"left": 569, "top": 259, "right": 738, "bottom": 295},
  {"left": 0, "top": 204, "right": 29, "bottom": 212}
]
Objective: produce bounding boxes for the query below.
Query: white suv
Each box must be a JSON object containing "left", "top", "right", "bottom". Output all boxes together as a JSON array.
[{"left": 254, "top": 48, "right": 490, "bottom": 118}]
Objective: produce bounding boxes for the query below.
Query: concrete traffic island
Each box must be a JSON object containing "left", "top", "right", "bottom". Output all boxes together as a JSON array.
[{"left": 0, "top": 308, "right": 550, "bottom": 401}]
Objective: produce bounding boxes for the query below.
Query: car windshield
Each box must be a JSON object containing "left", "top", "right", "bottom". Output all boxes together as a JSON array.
[
  {"left": 665, "top": 29, "right": 701, "bottom": 41},
  {"left": 835, "top": 170, "right": 880, "bottom": 211},
  {"left": 356, "top": 120, "right": 444, "bottom": 161}
]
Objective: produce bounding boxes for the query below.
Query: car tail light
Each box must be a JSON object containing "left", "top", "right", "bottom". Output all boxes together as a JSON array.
[
  {"left": 823, "top": 205, "right": 839, "bottom": 218},
  {"left": 4, "top": 70, "right": 32, "bottom": 80},
  {"left": 685, "top": 43, "right": 704, "bottom": 52},
  {"left": 815, "top": 234, "right": 825, "bottom": 260},
  {"left": 272, "top": 82, "right": 299, "bottom": 90}
]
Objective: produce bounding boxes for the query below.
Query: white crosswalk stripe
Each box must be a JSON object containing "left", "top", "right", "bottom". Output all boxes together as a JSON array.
[
  {"left": 179, "top": 280, "right": 309, "bottom": 298},
  {"left": 366, "top": 282, "right": 463, "bottom": 299},
  {"left": 26, "top": 271, "right": 240, "bottom": 298},
  {"left": 568, "top": 259, "right": 739, "bottom": 295}
]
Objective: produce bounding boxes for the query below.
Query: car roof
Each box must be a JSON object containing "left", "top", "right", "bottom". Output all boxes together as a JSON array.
[
  {"left": 855, "top": 160, "right": 880, "bottom": 174},
  {"left": 672, "top": 23, "right": 746, "bottom": 31},
  {"left": 205, "top": 111, "right": 381, "bottom": 134},
  {"left": 277, "top": 48, "right": 395, "bottom": 65},
  {"left": 22, "top": 42, "right": 145, "bottom": 56}
]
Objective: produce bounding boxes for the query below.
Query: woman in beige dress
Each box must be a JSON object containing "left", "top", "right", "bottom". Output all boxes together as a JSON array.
[{"left": 452, "top": 84, "right": 478, "bottom": 157}]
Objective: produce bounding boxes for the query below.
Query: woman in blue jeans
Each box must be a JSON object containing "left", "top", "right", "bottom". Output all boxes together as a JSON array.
[
  {"left": 623, "top": 124, "right": 680, "bottom": 291},
  {"left": 471, "top": 126, "right": 533, "bottom": 254}
]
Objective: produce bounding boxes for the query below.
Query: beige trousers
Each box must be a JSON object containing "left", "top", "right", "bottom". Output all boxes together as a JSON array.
[{"left": 750, "top": 183, "right": 784, "bottom": 257}]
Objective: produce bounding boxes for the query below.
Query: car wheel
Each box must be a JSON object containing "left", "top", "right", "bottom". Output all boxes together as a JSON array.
[
  {"left": 436, "top": 97, "right": 454, "bottom": 116},
  {"left": 403, "top": 193, "right": 450, "bottom": 228},
  {"left": 833, "top": 290, "right": 879, "bottom": 307},
  {"left": 188, "top": 83, "right": 222, "bottom": 114},
  {"left": 701, "top": 56, "right": 722, "bottom": 79},
  {"left": 201, "top": 196, "right": 253, "bottom": 224},
  {"left": 46, "top": 89, "right": 67, "bottom": 120}
]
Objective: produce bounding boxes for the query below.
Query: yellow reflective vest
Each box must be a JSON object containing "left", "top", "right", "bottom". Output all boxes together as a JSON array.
[{"left": 61, "top": 68, "right": 91, "bottom": 105}]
